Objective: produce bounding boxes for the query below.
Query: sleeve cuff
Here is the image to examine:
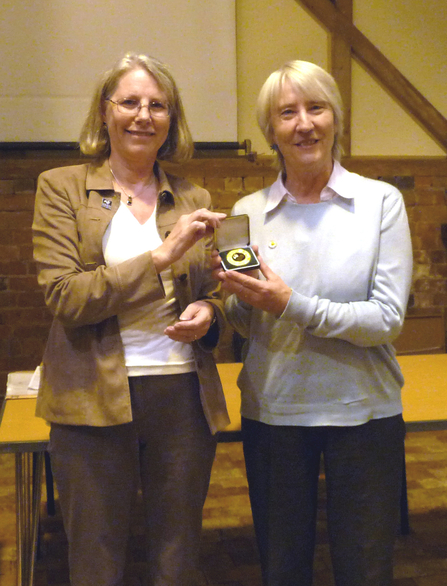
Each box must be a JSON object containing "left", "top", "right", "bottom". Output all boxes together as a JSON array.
[{"left": 279, "top": 289, "right": 318, "bottom": 327}]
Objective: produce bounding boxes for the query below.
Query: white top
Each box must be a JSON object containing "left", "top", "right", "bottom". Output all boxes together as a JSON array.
[
  {"left": 226, "top": 162, "right": 413, "bottom": 426},
  {"left": 103, "top": 203, "right": 195, "bottom": 376}
]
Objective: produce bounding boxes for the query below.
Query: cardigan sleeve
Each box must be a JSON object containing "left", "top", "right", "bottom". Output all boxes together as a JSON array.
[{"left": 280, "top": 187, "right": 413, "bottom": 346}]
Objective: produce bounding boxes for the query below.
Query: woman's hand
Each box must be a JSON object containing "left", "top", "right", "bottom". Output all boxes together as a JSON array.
[
  {"left": 152, "top": 209, "right": 226, "bottom": 272},
  {"left": 164, "top": 300, "right": 215, "bottom": 343},
  {"left": 214, "top": 247, "right": 292, "bottom": 317}
]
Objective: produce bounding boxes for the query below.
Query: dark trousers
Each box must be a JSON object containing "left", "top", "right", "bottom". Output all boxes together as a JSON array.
[
  {"left": 49, "top": 373, "right": 217, "bottom": 586},
  {"left": 242, "top": 415, "right": 405, "bottom": 586}
]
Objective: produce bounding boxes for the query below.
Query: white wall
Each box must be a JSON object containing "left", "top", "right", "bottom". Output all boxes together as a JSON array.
[
  {"left": 0, "top": 0, "right": 237, "bottom": 143},
  {"left": 236, "top": 0, "right": 447, "bottom": 156}
]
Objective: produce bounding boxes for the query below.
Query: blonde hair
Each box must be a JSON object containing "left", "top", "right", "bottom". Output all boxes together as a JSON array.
[
  {"left": 257, "top": 60, "right": 344, "bottom": 170},
  {"left": 79, "top": 53, "right": 194, "bottom": 163}
]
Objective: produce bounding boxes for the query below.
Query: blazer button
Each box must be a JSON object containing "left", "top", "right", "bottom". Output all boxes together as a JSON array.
[{"left": 178, "top": 273, "right": 188, "bottom": 283}]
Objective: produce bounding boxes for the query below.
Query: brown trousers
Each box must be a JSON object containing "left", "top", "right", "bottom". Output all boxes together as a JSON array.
[{"left": 49, "top": 373, "right": 216, "bottom": 586}]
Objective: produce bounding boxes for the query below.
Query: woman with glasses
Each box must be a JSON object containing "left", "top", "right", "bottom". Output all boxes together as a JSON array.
[
  {"left": 33, "top": 53, "right": 229, "bottom": 586},
  {"left": 213, "top": 60, "right": 412, "bottom": 586}
]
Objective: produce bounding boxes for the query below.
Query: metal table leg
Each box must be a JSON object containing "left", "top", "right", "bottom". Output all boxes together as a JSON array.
[{"left": 15, "top": 452, "right": 44, "bottom": 586}]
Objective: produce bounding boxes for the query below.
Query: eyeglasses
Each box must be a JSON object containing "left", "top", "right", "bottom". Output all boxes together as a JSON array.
[{"left": 106, "top": 98, "right": 171, "bottom": 118}]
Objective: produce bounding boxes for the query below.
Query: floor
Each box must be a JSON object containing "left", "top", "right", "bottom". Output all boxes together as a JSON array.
[{"left": 0, "top": 430, "right": 447, "bottom": 585}]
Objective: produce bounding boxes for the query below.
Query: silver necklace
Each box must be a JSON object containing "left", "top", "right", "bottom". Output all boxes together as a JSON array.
[{"left": 109, "top": 166, "right": 134, "bottom": 206}]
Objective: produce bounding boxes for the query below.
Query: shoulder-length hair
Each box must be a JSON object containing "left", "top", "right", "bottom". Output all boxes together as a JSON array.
[
  {"left": 79, "top": 53, "right": 194, "bottom": 163},
  {"left": 257, "top": 60, "right": 344, "bottom": 170}
]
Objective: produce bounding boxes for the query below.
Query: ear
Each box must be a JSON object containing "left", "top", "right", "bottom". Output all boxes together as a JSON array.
[{"left": 101, "top": 99, "right": 108, "bottom": 123}]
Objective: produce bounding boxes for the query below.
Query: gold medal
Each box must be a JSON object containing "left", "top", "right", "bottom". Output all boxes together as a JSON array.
[{"left": 225, "top": 248, "right": 251, "bottom": 267}]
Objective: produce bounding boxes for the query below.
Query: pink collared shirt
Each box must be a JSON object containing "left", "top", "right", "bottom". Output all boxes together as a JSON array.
[{"left": 263, "top": 160, "right": 349, "bottom": 214}]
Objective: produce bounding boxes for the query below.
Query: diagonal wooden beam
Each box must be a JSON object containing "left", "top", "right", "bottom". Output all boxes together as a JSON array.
[
  {"left": 330, "top": 0, "right": 353, "bottom": 155},
  {"left": 297, "top": 0, "right": 447, "bottom": 152}
]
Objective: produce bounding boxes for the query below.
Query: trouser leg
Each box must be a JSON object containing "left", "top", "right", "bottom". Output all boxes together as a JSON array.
[
  {"left": 324, "top": 415, "right": 405, "bottom": 586},
  {"left": 242, "top": 418, "right": 322, "bottom": 586},
  {"left": 131, "top": 373, "right": 217, "bottom": 586},
  {"left": 49, "top": 422, "right": 139, "bottom": 586}
]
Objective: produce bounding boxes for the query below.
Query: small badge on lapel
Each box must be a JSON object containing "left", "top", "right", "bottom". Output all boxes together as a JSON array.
[{"left": 102, "top": 198, "right": 112, "bottom": 210}]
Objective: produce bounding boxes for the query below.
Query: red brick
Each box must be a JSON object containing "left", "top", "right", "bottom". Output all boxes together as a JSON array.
[
  {"left": 0, "top": 291, "right": 18, "bottom": 306},
  {"left": 0, "top": 261, "right": 29, "bottom": 276},
  {"left": 213, "top": 193, "right": 241, "bottom": 211},
  {"left": 432, "top": 264, "right": 447, "bottom": 278},
  {"left": 433, "top": 293, "right": 447, "bottom": 306},
  {"left": 11, "top": 231, "right": 33, "bottom": 246},
  {"left": 429, "top": 250, "right": 447, "bottom": 263},
  {"left": 0, "top": 181, "right": 15, "bottom": 195},
  {"left": 402, "top": 190, "right": 417, "bottom": 207},
  {"left": 263, "top": 174, "right": 276, "bottom": 188},
  {"left": 415, "top": 206, "right": 447, "bottom": 223},
  {"left": 412, "top": 293, "right": 436, "bottom": 308},
  {"left": 242, "top": 177, "right": 264, "bottom": 193},
  {"left": 412, "top": 279, "right": 432, "bottom": 292},
  {"left": 0, "top": 212, "right": 33, "bottom": 230},
  {"left": 13, "top": 324, "right": 50, "bottom": 338},
  {"left": 19, "top": 245, "right": 34, "bottom": 261},
  {"left": 411, "top": 222, "right": 439, "bottom": 237},
  {"left": 17, "top": 291, "right": 46, "bottom": 308},
  {"left": 415, "top": 176, "right": 447, "bottom": 189},
  {"left": 6, "top": 357, "right": 41, "bottom": 372},
  {"left": 21, "top": 337, "right": 47, "bottom": 358},
  {"left": 14, "top": 179, "right": 35, "bottom": 193},
  {"left": 0, "top": 195, "right": 35, "bottom": 211},
  {"left": 413, "top": 250, "right": 430, "bottom": 264},
  {"left": 204, "top": 178, "right": 226, "bottom": 191},
  {"left": 13, "top": 307, "right": 49, "bottom": 324},
  {"left": 414, "top": 190, "right": 446, "bottom": 206},
  {"left": 224, "top": 177, "right": 244, "bottom": 194},
  {"left": 419, "top": 231, "right": 443, "bottom": 251},
  {"left": 0, "top": 245, "right": 20, "bottom": 260},
  {"left": 8, "top": 275, "right": 39, "bottom": 290},
  {"left": 184, "top": 176, "right": 205, "bottom": 187}
]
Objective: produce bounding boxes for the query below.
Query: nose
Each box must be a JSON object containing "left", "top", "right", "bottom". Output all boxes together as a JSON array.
[
  {"left": 295, "top": 109, "right": 313, "bottom": 132},
  {"left": 135, "top": 104, "right": 151, "bottom": 122}
]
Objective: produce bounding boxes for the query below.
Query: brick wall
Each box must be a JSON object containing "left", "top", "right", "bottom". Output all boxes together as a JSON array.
[{"left": 0, "top": 152, "right": 446, "bottom": 395}]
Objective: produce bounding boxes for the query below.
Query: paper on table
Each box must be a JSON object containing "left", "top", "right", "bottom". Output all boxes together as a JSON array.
[{"left": 6, "top": 366, "right": 41, "bottom": 398}]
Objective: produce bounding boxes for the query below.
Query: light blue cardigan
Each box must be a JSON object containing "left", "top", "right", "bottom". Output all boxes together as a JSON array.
[{"left": 226, "top": 163, "right": 413, "bottom": 426}]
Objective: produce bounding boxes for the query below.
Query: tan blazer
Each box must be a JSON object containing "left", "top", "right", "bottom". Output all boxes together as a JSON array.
[{"left": 32, "top": 160, "right": 229, "bottom": 433}]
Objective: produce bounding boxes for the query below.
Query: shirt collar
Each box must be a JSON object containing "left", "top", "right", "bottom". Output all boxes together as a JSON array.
[
  {"left": 85, "top": 159, "right": 175, "bottom": 204},
  {"left": 263, "top": 160, "right": 355, "bottom": 214}
]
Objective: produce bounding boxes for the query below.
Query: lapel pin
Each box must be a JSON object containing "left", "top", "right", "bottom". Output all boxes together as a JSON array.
[{"left": 102, "top": 198, "right": 112, "bottom": 210}]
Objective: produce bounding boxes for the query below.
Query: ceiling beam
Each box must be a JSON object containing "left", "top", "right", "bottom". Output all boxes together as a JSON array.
[
  {"left": 297, "top": 0, "right": 447, "bottom": 152},
  {"left": 329, "top": 0, "right": 353, "bottom": 156}
]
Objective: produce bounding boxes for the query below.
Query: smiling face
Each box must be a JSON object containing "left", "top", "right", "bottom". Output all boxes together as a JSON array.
[
  {"left": 271, "top": 80, "right": 335, "bottom": 177},
  {"left": 103, "top": 67, "right": 170, "bottom": 165}
]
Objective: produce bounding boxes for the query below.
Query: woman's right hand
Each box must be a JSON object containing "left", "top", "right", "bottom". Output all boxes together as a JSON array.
[
  {"left": 152, "top": 209, "right": 226, "bottom": 272},
  {"left": 213, "top": 246, "right": 291, "bottom": 317}
]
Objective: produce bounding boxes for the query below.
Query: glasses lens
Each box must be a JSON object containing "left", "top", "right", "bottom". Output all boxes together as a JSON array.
[
  {"left": 149, "top": 101, "right": 170, "bottom": 118},
  {"left": 116, "top": 99, "right": 140, "bottom": 114},
  {"left": 112, "top": 99, "right": 170, "bottom": 118}
]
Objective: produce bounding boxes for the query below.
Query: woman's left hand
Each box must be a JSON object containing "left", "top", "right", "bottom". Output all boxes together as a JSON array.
[
  {"left": 164, "top": 300, "right": 215, "bottom": 343},
  {"left": 216, "top": 248, "right": 292, "bottom": 317}
]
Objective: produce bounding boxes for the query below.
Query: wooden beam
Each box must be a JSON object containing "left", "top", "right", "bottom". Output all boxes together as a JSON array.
[
  {"left": 297, "top": 0, "right": 447, "bottom": 152},
  {"left": 329, "top": 0, "right": 353, "bottom": 155}
]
